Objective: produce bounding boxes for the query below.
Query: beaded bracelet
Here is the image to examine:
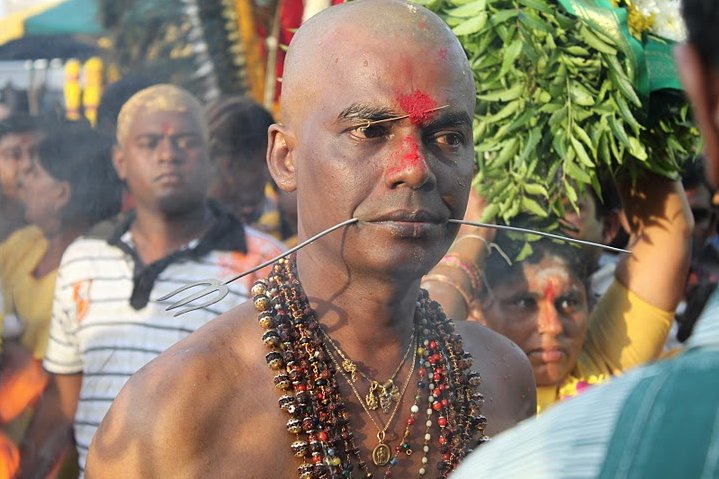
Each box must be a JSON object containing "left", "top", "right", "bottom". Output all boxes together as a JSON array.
[
  {"left": 439, "top": 255, "right": 481, "bottom": 295},
  {"left": 421, "top": 273, "right": 474, "bottom": 311}
]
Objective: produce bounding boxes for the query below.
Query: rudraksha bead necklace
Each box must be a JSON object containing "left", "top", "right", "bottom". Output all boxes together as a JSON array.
[{"left": 252, "top": 255, "right": 489, "bottom": 479}]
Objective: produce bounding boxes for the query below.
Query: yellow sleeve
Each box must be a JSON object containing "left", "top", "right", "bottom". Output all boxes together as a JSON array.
[{"left": 575, "top": 281, "right": 673, "bottom": 379}]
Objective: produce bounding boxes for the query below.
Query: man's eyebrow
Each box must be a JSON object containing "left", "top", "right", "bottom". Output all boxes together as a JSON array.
[
  {"left": 337, "top": 103, "right": 398, "bottom": 122},
  {"left": 425, "top": 110, "right": 473, "bottom": 129}
]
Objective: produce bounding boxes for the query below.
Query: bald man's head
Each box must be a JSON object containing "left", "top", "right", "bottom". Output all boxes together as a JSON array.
[{"left": 280, "top": 0, "right": 473, "bottom": 126}]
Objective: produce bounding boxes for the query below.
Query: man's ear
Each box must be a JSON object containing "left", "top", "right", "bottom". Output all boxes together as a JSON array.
[
  {"left": 112, "top": 145, "right": 127, "bottom": 181},
  {"left": 267, "top": 124, "right": 297, "bottom": 192},
  {"left": 55, "top": 180, "right": 71, "bottom": 213},
  {"left": 676, "top": 43, "right": 719, "bottom": 187}
]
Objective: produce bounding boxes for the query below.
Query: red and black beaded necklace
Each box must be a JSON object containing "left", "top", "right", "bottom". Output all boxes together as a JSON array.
[{"left": 252, "top": 256, "right": 488, "bottom": 479}]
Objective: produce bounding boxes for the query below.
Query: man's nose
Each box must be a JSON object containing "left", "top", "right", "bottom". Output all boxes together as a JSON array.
[
  {"left": 384, "top": 135, "right": 435, "bottom": 190},
  {"left": 158, "top": 136, "right": 180, "bottom": 162},
  {"left": 537, "top": 302, "right": 563, "bottom": 336}
]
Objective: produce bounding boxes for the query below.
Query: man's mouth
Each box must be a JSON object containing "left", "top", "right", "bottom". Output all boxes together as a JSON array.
[{"left": 528, "top": 347, "right": 567, "bottom": 363}]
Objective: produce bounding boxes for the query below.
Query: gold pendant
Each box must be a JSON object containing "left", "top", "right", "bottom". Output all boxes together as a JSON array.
[
  {"left": 365, "top": 381, "right": 380, "bottom": 410},
  {"left": 341, "top": 359, "right": 357, "bottom": 383},
  {"left": 372, "top": 442, "right": 391, "bottom": 466},
  {"left": 378, "top": 380, "right": 400, "bottom": 414}
]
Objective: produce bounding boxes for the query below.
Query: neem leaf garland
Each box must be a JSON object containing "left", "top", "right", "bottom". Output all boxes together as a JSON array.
[{"left": 419, "top": 0, "right": 698, "bottom": 226}]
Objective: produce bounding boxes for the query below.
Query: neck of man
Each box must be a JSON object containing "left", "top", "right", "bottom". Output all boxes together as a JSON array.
[
  {"left": 295, "top": 249, "right": 422, "bottom": 378},
  {"left": 131, "top": 200, "right": 213, "bottom": 265},
  {"left": 36, "top": 225, "right": 83, "bottom": 277}
]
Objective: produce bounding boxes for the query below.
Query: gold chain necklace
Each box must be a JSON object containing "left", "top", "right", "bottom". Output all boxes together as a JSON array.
[
  {"left": 321, "top": 328, "right": 415, "bottom": 414},
  {"left": 324, "top": 333, "right": 418, "bottom": 467}
]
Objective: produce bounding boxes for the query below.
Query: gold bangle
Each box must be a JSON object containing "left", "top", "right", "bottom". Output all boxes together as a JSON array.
[{"left": 421, "top": 273, "right": 473, "bottom": 311}]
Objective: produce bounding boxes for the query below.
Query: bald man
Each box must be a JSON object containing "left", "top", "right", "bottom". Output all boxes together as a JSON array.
[
  {"left": 86, "top": 3, "right": 535, "bottom": 478},
  {"left": 18, "top": 85, "right": 285, "bottom": 477}
]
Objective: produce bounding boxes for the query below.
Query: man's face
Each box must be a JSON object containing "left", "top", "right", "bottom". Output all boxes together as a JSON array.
[
  {"left": 115, "top": 109, "right": 210, "bottom": 216},
  {"left": 562, "top": 191, "right": 603, "bottom": 244},
  {"left": 209, "top": 151, "right": 269, "bottom": 224},
  {"left": 0, "top": 131, "right": 38, "bottom": 199},
  {"left": 481, "top": 253, "right": 590, "bottom": 387},
  {"left": 287, "top": 30, "right": 476, "bottom": 276}
]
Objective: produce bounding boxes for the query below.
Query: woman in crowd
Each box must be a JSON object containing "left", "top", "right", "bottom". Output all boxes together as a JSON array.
[
  {"left": 424, "top": 173, "right": 692, "bottom": 411},
  {"left": 0, "top": 122, "right": 122, "bottom": 476}
]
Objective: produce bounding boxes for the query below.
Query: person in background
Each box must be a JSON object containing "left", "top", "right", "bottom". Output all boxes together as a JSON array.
[
  {"left": 1, "top": 122, "right": 121, "bottom": 478},
  {"left": 18, "top": 85, "right": 286, "bottom": 477},
  {"left": 0, "top": 115, "right": 41, "bottom": 242},
  {"left": 205, "top": 95, "right": 298, "bottom": 244},
  {"left": 425, "top": 169, "right": 692, "bottom": 413},
  {"left": 562, "top": 173, "right": 627, "bottom": 300},
  {"left": 450, "top": 1, "right": 719, "bottom": 476}
]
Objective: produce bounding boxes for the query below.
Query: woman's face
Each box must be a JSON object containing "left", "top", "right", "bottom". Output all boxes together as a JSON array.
[
  {"left": 20, "top": 159, "right": 64, "bottom": 231},
  {"left": 480, "top": 252, "right": 590, "bottom": 388}
]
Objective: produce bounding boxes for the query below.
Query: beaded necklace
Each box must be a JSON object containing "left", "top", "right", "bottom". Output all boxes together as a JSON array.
[{"left": 252, "top": 255, "right": 489, "bottom": 478}]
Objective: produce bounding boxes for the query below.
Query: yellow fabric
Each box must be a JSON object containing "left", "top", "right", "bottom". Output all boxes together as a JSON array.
[
  {"left": 537, "top": 280, "right": 674, "bottom": 413},
  {"left": 0, "top": 226, "right": 56, "bottom": 359}
]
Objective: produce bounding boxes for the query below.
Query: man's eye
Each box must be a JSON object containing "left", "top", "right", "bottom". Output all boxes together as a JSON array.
[
  {"left": 138, "top": 140, "right": 158, "bottom": 149},
  {"left": 9, "top": 148, "right": 22, "bottom": 161},
  {"left": 512, "top": 297, "right": 536, "bottom": 309},
  {"left": 433, "top": 132, "right": 465, "bottom": 147},
  {"left": 558, "top": 297, "right": 582, "bottom": 313},
  {"left": 175, "top": 137, "right": 201, "bottom": 149},
  {"left": 349, "top": 124, "right": 388, "bottom": 140}
]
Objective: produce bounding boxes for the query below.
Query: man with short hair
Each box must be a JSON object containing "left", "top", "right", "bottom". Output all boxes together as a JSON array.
[
  {"left": 86, "top": 2, "right": 536, "bottom": 477},
  {"left": 19, "top": 84, "right": 285, "bottom": 476},
  {"left": 450, "top": 1, "right": 719, "bottom": 477}
]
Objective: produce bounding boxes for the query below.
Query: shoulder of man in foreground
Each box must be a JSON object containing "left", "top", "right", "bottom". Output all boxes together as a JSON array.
[
  {"left": 85, "top": 300, "right": 260, "bottom": 477},
  {"left": 453, "top": 319, "right": 537, "bottom": 434},
  {"left": 451, "top": 344, "right": 719, "bottom": 479}
]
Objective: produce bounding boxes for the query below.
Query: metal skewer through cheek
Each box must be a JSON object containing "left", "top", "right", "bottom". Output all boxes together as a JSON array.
[
  {"left": 160, "top": 216, "right": 629, "bottom": 316},
  {"left": 447, "top": 219, "right": 632, "bottom": 255}
]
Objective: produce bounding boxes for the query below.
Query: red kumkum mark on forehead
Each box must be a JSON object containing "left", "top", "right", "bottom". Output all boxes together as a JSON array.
[
  {"left": 544, "top": 281, "right": 557, "bottom": 304},
  {"left": 161, "top": 122, "right": 174, "bottom": 136},
  {"left": 397, "top": 90, "right": 438, "bottom": 126}
]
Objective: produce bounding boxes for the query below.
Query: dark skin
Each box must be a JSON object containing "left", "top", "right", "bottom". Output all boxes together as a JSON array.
[
  {"left": 113, "top": 108, "right": 214, "bottom": 264},
  {"left": 86, "top": 2, "right": 535, "bottom": 477}
]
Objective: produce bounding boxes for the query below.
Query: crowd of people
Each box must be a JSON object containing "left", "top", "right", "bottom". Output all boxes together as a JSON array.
[{"left": 0, "top": 0, "right": 718, "bottom": 477}]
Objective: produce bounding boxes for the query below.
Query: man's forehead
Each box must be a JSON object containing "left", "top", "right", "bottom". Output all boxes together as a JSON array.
[
  {"left": 0, "top": 131, "right": 35, "bottom": 143},
  {"left": 129, "top": 109, "right": 203, "bottom": 135}
]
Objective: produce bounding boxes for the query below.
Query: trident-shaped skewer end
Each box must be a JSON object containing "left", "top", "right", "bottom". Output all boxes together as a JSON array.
[{"left": 157, "top": 279, "right": 231, "bottom": 317}]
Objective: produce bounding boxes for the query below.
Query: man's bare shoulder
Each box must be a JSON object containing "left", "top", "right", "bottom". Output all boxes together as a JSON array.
[
  {"left": 86, "top": 301, "right": 262, "bottom": 477},
  {"left": 453, "top": 320, "right": 537, "bottom": 435}
]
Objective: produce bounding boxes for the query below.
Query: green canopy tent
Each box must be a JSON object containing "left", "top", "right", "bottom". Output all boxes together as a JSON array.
[{"left": 24, "top": 0, "right": 103, "bottom": 36}]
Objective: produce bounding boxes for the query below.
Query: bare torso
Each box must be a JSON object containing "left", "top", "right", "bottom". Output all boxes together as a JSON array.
[{"left": 87, "top": 297, "right": 534, "bottom": 478}]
